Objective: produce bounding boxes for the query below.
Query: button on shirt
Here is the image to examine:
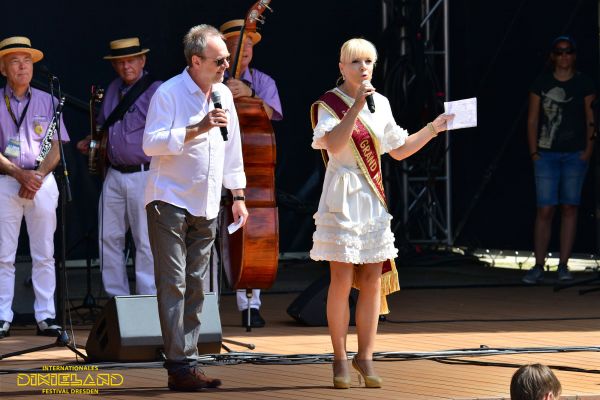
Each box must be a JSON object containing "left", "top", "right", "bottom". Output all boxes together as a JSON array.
[
  {"left": 143, "top": 68, "right": 246, "bottom": 219},
  {"left": 0, "top": 87, "right": 69, "bottom": 169},
  {"left": 98, "top": 74, "right": 161, "bottom": 166}
]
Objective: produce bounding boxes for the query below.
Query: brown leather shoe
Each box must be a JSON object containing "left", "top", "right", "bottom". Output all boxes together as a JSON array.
[{"left": 168, "top": 367, "right": 222, "bottom": 391}]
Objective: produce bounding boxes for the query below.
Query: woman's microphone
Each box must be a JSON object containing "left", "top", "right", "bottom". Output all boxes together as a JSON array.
[{"left": 363, "top": 80, "right": 375, "bottom": 113}]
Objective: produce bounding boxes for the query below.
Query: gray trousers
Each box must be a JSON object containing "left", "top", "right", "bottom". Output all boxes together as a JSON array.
[{"left": 146, "top": 200, "right": 217, "bottom": 372}]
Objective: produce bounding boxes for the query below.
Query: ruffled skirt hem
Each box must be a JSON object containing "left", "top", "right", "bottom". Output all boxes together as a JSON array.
[{"left": 309, "top": 244, "right": 398, "bottom": 264}]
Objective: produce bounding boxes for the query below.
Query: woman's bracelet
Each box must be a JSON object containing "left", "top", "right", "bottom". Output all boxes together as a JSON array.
[{"left": 427, "top": 122, "right": 437, "bottom": 138}]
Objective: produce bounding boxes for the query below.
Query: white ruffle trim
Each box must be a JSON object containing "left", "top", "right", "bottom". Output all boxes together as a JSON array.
[
  {"left": 381, "top": 125, "right": 409, "bottom": 154},
  {"left": 310, "top": 244, "right": 398, "bottom": 264},
  {"left": 314, "top": 212, "right": 392, "bottom": 234},
  {"left": 311, "top": 118, "right": 340, "bottom": 149},
  {"left": 311, "top": 213, "right": 398, "bottom": 263},
  {"left": 313, "top": 229, "right": 396, "bottom": 250}
]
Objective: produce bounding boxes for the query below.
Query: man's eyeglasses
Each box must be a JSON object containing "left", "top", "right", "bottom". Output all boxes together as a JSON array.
[
  {"left": 200, "top": 55, "right": 231, "bottom": 67},
  {"left": 552, "top": 48, "right": 575, "bottom": 55}
]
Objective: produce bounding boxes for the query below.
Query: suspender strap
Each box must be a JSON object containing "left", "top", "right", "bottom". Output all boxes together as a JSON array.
[{"left": 101, "top": 74, "right": 155, "bottom": 131}]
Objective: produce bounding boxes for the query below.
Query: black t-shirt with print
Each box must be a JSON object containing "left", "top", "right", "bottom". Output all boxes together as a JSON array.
[{"left": 530, "top": 71, "right": 596, "bottom": 152}]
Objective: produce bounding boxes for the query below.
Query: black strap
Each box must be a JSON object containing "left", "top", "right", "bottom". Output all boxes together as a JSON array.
[
  {"left": 4, "top": 89, "right": 31, "bottom": 130},
  {"left": 100, "top": 74, "right": 155, "bottom": 131}
]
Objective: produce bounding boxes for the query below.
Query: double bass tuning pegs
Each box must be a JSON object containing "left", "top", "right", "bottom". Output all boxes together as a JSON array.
[
  {"left": 259, "top": 0, "right": 273, "bottom": 11},
  {"left": 249, "top": 11, "right": 267, "bottom": 25}
]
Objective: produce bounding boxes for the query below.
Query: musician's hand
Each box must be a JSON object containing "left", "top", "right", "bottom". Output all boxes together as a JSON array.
[
  {"left": 15, "top": 170, "right": 43, "bottom": 192},
  {"left": 225, "top": 78, "right": 251, "bottom": 99},
  {"left": 232, "top": 199, "right": 249, "bottom": 227},
  {"left": 76, "top": 135, "right": 92, "bottom": 155},
  {"left": 18, "top": 185, "right": 38, "bottom": 200}
]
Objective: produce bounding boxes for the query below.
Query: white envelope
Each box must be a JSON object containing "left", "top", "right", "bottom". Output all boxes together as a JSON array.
[
  {"left": 227, "top": 216, "right": 244, "bottom": 235},
  {"left": 444, "top": 97, "right": 477, "bottom": 130}
]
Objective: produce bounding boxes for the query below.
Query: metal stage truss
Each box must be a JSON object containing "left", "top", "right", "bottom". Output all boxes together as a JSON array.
[{"left": 381, "top": 0, "right": 451, "bottom": 245}]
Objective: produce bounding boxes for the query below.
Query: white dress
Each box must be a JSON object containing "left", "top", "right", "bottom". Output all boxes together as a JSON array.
[{"left": 310, "top": 88, "right": 408, "bottom": 264}]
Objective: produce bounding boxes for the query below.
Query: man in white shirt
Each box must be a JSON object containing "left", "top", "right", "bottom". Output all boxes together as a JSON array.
[{"left": 143, "top": 24, "right": 248, "bottom": 392}]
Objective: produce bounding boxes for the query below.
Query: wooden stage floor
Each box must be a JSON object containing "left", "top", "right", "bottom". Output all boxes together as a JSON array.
[{"left": 1, "top": 285, "right": 600, "bottom": 399}]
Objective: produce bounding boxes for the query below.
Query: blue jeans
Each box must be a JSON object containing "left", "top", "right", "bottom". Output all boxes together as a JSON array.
[{"left": 534, "top": 151, "right": 588, "bottom": 206}]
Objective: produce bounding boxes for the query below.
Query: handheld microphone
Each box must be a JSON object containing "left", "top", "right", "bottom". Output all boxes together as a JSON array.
[
  {"left": 363, "top": 80, "right": 375, "bottom": 113},
  {"left": 210, "top": 90, "right": 228, "bottom": 141}
]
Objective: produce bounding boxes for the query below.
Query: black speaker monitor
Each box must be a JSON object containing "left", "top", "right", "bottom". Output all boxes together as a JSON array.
[
  {"left": 287, "top": 274, "right": 358, "bottom": 326},
  {"left": 86, "top": 293, "right": 221, "bottom": 362}
]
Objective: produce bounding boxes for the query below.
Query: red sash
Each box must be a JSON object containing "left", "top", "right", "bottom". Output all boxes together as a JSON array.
[{"left": 311, "top": 89, "right": 400, "bottom": 313}]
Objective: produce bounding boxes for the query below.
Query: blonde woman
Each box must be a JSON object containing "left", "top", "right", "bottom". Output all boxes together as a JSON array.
[{"left": 310, "top": 38, "right": 453, "bottom": 389}]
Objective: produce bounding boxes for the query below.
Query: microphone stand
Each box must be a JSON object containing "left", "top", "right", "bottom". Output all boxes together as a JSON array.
[{"left": 0, "top": 73, "right": 86, "bottom": 361}]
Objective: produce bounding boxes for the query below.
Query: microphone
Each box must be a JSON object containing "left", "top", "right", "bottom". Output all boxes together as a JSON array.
[
  {"left": 37, "top": 65, "right": 58, "bottom": 81},
  {"left": 363, "top": 80, "right": 375, "bottom": 113},
  {"left": 210, "top": 90, "right": 228, "bottom": 141}
]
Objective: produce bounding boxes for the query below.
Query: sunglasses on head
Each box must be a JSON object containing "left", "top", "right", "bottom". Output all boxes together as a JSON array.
[{"left": 552, "top": 48, "right": 575, "bottom": 55}]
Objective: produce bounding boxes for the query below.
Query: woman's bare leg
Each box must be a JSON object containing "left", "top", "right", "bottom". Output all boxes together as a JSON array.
[
  {"left": 354, "top": 262, "right": 383, "bottom": 376},
  {"left": 327, "top": 261, "right": 354, "bottom": 375}
]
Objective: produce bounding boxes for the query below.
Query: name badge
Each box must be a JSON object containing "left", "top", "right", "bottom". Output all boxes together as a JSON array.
[
  {"left": 34, "top": 121, "right": 43, "bottom": 135},
  {"left": 4, "top": 137, "right": 20, "bottom": 158},
  {"left": 33, "top": 116, "right": 48, "bottom": 136}
]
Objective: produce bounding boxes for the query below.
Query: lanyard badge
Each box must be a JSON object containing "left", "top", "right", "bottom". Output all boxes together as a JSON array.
[{"left": 4, "top": 137, "right": 20, "bottom": 158}]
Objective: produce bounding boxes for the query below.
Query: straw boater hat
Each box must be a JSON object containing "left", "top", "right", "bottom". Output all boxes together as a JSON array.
[
  {"left": 219, "top": 19, "right": 261, "bottom": 44},
  {"left": 0, "top": 36, "right": 44, "bottom": 63},
  {"left": 103, "top": 37, "right": 150, "bottom": 60}
]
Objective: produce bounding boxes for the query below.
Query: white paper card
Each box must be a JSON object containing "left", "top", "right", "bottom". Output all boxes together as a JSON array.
[
  {"left": 444, "top": 97, "right": 477, "bottom": 130},
  {"left": 227, "top": 216, "right": 244, "bottom": 235}
]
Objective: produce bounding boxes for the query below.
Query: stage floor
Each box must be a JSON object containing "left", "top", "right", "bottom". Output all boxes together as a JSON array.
[{"left": 1, "top": 284, "right": 600, "bottom": 399}]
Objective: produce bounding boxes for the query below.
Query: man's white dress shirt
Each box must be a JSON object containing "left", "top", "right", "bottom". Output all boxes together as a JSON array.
[{"left": 143, "top": 69, "right": 246, "bottom": 218}]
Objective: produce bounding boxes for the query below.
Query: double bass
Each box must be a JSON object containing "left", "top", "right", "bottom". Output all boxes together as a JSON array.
[{"left": 221, "top": 0, "right": 279, "bottom": 291}]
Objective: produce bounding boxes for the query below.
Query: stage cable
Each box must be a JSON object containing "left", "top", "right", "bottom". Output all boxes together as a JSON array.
[{"left": 2, "top": 345, "right": 600, "bottom": 374}]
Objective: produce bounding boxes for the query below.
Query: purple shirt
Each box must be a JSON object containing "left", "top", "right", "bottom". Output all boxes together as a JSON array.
[
  {"left": 226, "top": 68, "right": 283, "bottom": 121},
  {"left": 0, "top": 86, "right": 70, "bottom": 169},
  {"left": 98, "top": 73, "right": 161, "bottom": 166}
]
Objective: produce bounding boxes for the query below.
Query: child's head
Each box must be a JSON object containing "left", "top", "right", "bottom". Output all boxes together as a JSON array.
[{"left": 510, "top": 364, "right": 562, "bottom": 400}]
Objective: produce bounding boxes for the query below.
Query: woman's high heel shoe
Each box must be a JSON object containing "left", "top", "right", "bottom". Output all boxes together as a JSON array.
[
  {"left": 332, "top": 359, "right": 351, "bottom": 389},
  {"left": 352, "top": 355, "right": 382, "bottom": 388}
]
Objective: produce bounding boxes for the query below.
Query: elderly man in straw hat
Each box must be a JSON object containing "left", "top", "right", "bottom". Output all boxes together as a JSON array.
[
  {"left": 219, "top": 18, "right": 283, "bottom": 328},
  {"left": 0, "top": 36, "right": 70, "bottom": 338},
  {"left": 77, "top": 38, "right": 161, "bottom": 298}
]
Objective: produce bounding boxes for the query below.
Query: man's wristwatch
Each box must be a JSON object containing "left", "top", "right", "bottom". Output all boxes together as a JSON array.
[{"left": 233, "top": 195, "right": 245, "bottom": 201}]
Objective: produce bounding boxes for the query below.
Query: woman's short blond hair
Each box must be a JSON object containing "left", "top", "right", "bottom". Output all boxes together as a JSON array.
[{"left": 340, "top": 38, "right": 378, "bottom": 64}]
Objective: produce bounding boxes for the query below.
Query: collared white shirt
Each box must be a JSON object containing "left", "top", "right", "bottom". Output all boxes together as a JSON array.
[{"left": 143, "top": 68, "right": 246, "bottom": 219}]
